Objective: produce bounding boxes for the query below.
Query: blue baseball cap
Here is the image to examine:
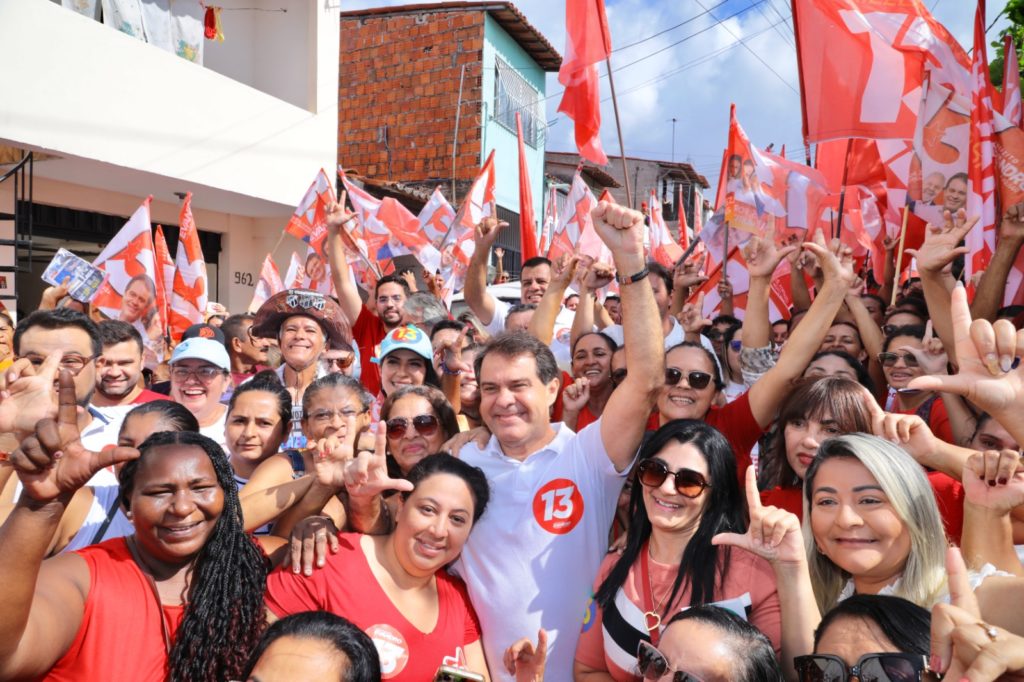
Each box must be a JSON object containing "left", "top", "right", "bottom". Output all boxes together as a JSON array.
[
  {"left": 170, "top": 337, "right": 231, "bottom": 371},
  {"left": 372, "top": 324, "right": 432, "bottom": 364}
]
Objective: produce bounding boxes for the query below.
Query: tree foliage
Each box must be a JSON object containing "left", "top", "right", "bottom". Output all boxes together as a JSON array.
[{"left": 990, "top": 0, "right": 1024, "bottom": 87}]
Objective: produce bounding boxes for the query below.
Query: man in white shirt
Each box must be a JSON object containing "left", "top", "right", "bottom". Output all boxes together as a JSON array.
[{"left": 455, "top": 202, "right": 663, "bottom": 679}]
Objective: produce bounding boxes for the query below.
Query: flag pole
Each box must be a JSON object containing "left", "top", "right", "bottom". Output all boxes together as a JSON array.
[
  {"left": 890, "top": 206, "right": 910, "bottom": 307},
  {"left": 722, "top": 220, "right": 730, "bottom": 283},
  {"left": 604, "top": 56, "right": 633, "bottom": 209},
  {"left": 834, "top": 138, "right": 854, "bottom": 241}
]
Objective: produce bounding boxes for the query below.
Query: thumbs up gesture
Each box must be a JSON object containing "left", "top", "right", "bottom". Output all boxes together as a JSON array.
[{"left": 712, "top": 466, "right": 805, "bottom": 566}]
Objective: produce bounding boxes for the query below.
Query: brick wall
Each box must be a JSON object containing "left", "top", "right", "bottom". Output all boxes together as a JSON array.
[{"left": 339, "top": 10, "right": 485, "bottom": 184}]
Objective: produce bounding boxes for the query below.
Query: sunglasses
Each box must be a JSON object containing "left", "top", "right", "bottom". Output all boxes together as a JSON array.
[
  {"left": 637, "top": 641, "right": 705, "bottom": 681},
  {"left": 385, "top": 414, "right": 440, "bottom": 439},
  {"left": 877, "top": 352, "right": 919, "bottom": 368},
  {"left": 664, "top": 368, "right": 713, "bottom": 389},
  {"left": 611, "top": 368, "right": 628, "bottom": 385},
  {"left": 794, "top": 653, "right": 929, "bottom": 682},
  {"left": 321, "top": 352, "right": 356, "bottom": 370},
  {"left": 637, "top": 460, "right": 711, "bottom": 498}
]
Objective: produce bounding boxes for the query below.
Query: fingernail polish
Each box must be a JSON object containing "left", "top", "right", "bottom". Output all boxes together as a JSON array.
[
  {"left": 999, "top": 477, "right": 1008, "bottom": 485},
  {"left": 1001, "top": 355, "right": 1013, "bottom": 372},
  {"left": 989, "top": 480, "right": 997, "bottom": 487}
]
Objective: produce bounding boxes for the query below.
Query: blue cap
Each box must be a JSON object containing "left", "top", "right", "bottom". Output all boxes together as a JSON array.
[
  {"left": 372, "top": 324, "right": 432, "bottom": 364},
  {"left": 170, "top": 337, "right": 231, "bottom": 371}
]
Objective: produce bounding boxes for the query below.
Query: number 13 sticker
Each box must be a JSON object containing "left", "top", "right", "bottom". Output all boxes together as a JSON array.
[{"left": 533, "top": 478, "right": 584, "bottom": 535}]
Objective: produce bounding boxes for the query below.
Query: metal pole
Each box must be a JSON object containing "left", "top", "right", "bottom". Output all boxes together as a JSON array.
[
  {"left": 670, "top": 118, "right": 677, "bottom": 163},
  {"left": 451, "top": 64, "right": 466, "bottom": 205}
]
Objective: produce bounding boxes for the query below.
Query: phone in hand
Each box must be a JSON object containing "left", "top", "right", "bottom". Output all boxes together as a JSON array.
[{"left": 433, "top": 666, "right": 486, "bottom": 682}]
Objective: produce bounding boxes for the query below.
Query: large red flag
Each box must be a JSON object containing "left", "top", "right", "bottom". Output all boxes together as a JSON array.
[
  {"left": 442, "top": 151, "right": 496, "bottom": 294},
  {"left": 516, "top": 112, "right": 539, "bottom": 263},
  {"left": 792, "top": 0, "right": 970, "bottom": 143},
  {"left": 557, "top": 0, "right": 611, "bottom": 165},
  {"left": 169, "top": 193, "right": 209, "bottom": 341},
  {"left": 1003, "top": 36, "right": 1023, "bottom": 128},
  {"left": 965, "top": 0, "right": 997, "bottom": 295},
  {"left": 153, "top": 225, "right": 174, "bottom": 330}
]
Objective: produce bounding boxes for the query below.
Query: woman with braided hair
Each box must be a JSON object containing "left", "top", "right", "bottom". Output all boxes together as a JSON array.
[{"left": 0, "top": 363, "right": 270, "bottom": 681}]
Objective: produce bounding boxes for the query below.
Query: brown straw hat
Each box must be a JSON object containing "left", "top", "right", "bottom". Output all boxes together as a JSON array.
[{"left": 250, "top": 289, "right": 353, "bottom": 350}]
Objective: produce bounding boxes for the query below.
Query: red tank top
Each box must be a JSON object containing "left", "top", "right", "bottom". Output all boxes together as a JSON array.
[{"left": 43, "top": 538, "right": 185, "bottom": 681}]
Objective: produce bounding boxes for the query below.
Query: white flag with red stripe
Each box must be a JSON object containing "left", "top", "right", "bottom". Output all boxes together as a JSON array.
[
  {"left": 965, "top": 2, "right": 997, "bottom": 296},
  {"left": 441, "top": 151, "right": 496, "bottom": 294},
  {"left": 648, "top": 190, "right": 684, "bottom": 267},
  {"left": 1003, "top": 35, "right": 1022, "bottom": 127},
  {"left": 690, "top": 246, "right": 792, "bottom": 321},
  {"left": 169, "top": 193, "right": 209, "bottom": 341},
  {"left": 283, "top": 251, "right": 305, "bottom": 289},
  {"left": 248, "top": 253, "right": 285, "bottom": 313},
  {"left": 418, "top": 187, "right": 456, "bottom": 249},
  {"left": 92, "top": 197, "right": 161, "bottom": 331},
  {"left": 548, "top": 170, "right": 597, "bottom": 261}
]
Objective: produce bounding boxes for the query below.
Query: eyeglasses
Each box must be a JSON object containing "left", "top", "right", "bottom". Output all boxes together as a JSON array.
[
  {"left": 794, "top": 653, "right": 929, "bottom": 682},
  {"left": 170, "top": 366, "right": 226, "bottom": 383},
  {"left": 728, "top": 339, "right": 742, "bottom": 352},
  {"left": 611, "top": 368, "right": 628, "bottom": 386},
  {"left": 877, "top": 352, "right": 919, "bottom": 368},
  {"left": 637, "top": 641, "right": 705, "bottom": 681},
  {"left": 637, "top": 460, "right": 711, "bottom": 498},
  {"left": 308, "top": 408, "right": 362, "bottom": 423},
  {"left": 321, "top": 352, "right": 355, "bottom": 370},
  {"left": 664, "top": 368, "right": 713, "bottom": 390},
  {"left": 705, "top": 330, "right": 723, "bottom": 342},
  {"left": 18, "top": 353, "right": 97, "bottom": 376},
  {"left": 386, "top": 414, "right": 440, "bottom": 439}
]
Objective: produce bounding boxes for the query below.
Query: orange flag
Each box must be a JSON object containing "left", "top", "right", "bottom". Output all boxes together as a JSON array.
[
  {"left": 678, "top": 184, "right": 690, "bottom": 251},
  {"left": 153, "top": 225, "right": 174, "bottom": 330},
  {"left": 516, "top": 112, "right": 539, "bottom": 263},
  {"left": 169, "top": 193, "right": 208, "bottom": 341},
  {"left": 557, "top": 0, "right": 611, "bottom": 164}
]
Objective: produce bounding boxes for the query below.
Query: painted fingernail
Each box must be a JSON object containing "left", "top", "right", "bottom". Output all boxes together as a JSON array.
[
  {"left": 985, "top": 354, "right": 1001, "bottom": 373},
  {"left": 989, "top": 480, "right": 997, "bottom": 487},
  {"left": 999, "top": 477, "right": 1008, "bottom": 485},
  {"left": 1001, "top": 355, "right": 1013, "bottom": 372}
]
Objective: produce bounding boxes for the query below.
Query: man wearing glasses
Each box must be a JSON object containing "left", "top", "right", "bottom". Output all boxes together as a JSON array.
[
  {"left": 168, "top": 337, "right": 232, "bottom": 449},
  {"left": 5, "top": 309, "right": 122, "bottom": 483}
]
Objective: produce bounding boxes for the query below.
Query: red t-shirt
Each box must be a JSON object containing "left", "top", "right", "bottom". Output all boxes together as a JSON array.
[
  {"left": 265, "top": 533, "right": 482, "bottom": 680},
  {"left": 894, "top": 395, "right": 954, "bottom": 444},
  {"left": 928, "top": 470, "right": 965, "bottom": 543},
  {"left": 131, "top": 389, "right": 169, "bottom": 404},
  {"left": 554, "top": 371, "right": 600, "bottom": 431},
  {"left": 45, "top": 538, "right": 184, "bottom": 681},
  {"left": 354, "top": 306, "right": 386, "bottom": 396}
]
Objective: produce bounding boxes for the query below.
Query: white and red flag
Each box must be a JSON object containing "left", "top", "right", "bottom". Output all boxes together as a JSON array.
[
  {"left": 540, "top": 185, "right": 559, "bottom": 256},
  {"left": 557, "top": 0, "right": 611, "bottom": 165},
  {"left": 690, "top": 246, "right": 792, "bottom": 321},
  {"left": 92, "top": 197, "right": 161, "bottom": 331},
  {"left": 648, "top": 190, "right": 684, "bottom": 267},
  {"left": 283, "top": 251, "right": 306, "bottom": 289},
  {"left": 418, "top": 187, "right": 456, "bottom": 249},
  {"left": 441, "top": 151, "right": 496, "bottom": 294},
  {"left": 284, "top": 169, "right": 336, "bottom": 257},
  {"left": 1002, "top": 36, "right": 1022, "bottom": 127},
  {"left": 693, "top": 188, "right": 704, "bottom": 236},
  {"left": 338, "top": 169, "right": 391, "bottom": 286},
  {"left": 965, "top": 1, "right": 998, "bottom": 296},
  {"left": 153, "top": 224, "right": 174, "bottom": 330},
  {"left": 248, "top": 253, "right": 285, "bottom": 313},
  {"left": 375, "top": 197, "right": 443, "bottom": 274},
  {"left": 678, "top": 185, "right": 690, "bottom": 251},
  {"left": 169, "top": 193, "right": 209, "bottom": 341},
  {"left": 548, "top": 169, "right": 597, "bottom": 261},
  {"left": 516, "top": 112, "right": 540, "bottom": 263},
  {"left": 791, "top": 0, "right": 970, "bottom": 144}
]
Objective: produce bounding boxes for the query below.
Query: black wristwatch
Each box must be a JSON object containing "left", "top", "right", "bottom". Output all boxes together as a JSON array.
[{"left": 616, "top": 266, "right": 650, "bottom": 286}]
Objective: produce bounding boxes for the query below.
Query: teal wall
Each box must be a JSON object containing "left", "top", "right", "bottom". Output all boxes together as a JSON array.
[{"left": 481, "top": 13, "right": 547, "bottom": 242}]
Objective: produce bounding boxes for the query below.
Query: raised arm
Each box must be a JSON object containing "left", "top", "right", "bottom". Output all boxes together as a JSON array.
[
  {"left": 741, "top": 236, "right": 798, "bottom": 350},
  {"left": 0, "top": 369, "right": 139, "bottom": 679},
  {"left": 325, "top": 194, "right": 365, "bottom": 324},
  {"left": 527, "top": 254, "right": 577, "bottom": 345},
  {"left": 958, "top": 451, "right": 1024, "bottom": 576},
  {"left": 971, "top": 202, "right": 1024, "bottom": 323},
  {"left": 591, "top": 203, "right": 664, "bottom": 471},
  {"left": 464, "top": 218, "right": 507, "bottom": 326},
  {"left": 746, "top": 234, "right": 855, "bottom": 427},
  {"left": 570, "top": 262, "right": 614, "bottom": 351}
]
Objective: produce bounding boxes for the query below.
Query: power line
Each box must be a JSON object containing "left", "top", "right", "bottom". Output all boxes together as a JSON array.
[
  {"left": 612, "top": 0, "right": 732, "bottom": 53},
  {"left": 753, "top": 0, "right": 795, "bottom": 47}
]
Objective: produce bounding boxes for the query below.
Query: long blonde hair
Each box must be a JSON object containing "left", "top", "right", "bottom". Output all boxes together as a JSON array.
[{"left": 803, "top": 434, "right": 948, "bottom": 612}]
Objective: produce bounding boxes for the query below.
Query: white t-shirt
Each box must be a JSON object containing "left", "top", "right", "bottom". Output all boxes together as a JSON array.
[
  {"left": 62, "top": 484, "right": 134, "bottom": 553},
  {"left": 485, "top": 298, "right": 575, "bottom": 369},
  {"left": 199, "top": 408, "right": 228, "bottom": 452},
  {"left": 452, "top": 421, "right": 627, "bottom": 681}
]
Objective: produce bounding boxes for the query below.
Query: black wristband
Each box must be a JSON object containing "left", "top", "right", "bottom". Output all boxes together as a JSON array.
[{"left": 616, "top": 266, "right": 650, "bottom": 286}]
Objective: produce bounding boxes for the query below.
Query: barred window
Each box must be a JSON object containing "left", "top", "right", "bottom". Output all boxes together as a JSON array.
[{"left": 494, "top": 58, "right": 542, "bottom": 147}]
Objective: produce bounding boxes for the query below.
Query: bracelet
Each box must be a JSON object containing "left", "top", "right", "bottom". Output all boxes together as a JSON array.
[
  {"left": 616, "top": 266, "right": 650, "bottom": 285},
  {"left": 439, "top": 360, "right": 463, "bottom": 376}
]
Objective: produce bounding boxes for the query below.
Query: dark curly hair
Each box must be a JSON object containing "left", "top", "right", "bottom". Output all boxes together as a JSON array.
[{"left": 119, "top": 431, "right": 268, "bottom": 681}]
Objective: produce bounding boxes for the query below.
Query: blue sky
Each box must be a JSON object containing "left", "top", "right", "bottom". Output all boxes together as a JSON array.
[{"left": 345, "top": 0, "right": 1011, "bottom": 195}]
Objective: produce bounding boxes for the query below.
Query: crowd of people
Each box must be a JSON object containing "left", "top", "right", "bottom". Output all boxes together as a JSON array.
[{"left": 1, "top": 199, "right": 1024, "bottom": 682}]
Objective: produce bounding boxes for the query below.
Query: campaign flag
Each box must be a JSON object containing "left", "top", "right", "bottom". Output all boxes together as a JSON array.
[
  {"left": 649, "top": 190, "right": 684, "bottom": 267},
  {"left": 792, "top": 0, "right": 970, "bottom": 143},
  {"left": 598, "top": 188, "right": 617, "bottom": 204},
  {"left": 418, "top": 187, "right": 456, "bottom": 248},
  {"left": 248, "top": 253, "right": 284, "bottom": 313},
  {"left": 516, "top": 112, "right": 539, "bottom": 263},
  {"left": 153, "top": 224, "right": 174, "bottom": 330},
  {"left": 693, "top": 188, "right": 704, "bottom": 236},
  {"left": 678, "top": 184, "right": 690, "bottom": 251},
  {"left": 283, "top": 251, "right": 305, "bottom": 289},
  {"left": 92, "top": 197, "right": 161, "bottom": 331},
  {"left": 169, "top": 193, "right": 209, "bottom": 341},
  {"left": 284, "top": 169, "right": 336, "bottom": 257},
  {"left": 690, "top": 246, "right": 792, "bottom": 321},
  {"left": 1003, "top": 36, "right": 1022, "bottom": 127},
  {"left": 965, "top": 1, "right": 998, "bottom": 295},
  {"left": 376, "top": 197, "right": 443, "bottom": 274},
  {"left": 548, "top": 169, "right": 597, "bottom": 261},
  {"left": 557, "top": 0, "right": 611, "bottom": 164},
  {"left": 540, "top": 185, "right": 559, "bottom": 256},
  {"left": 441, "top": 151, "right": 496, "bottom": 294},
  {"left": 339, "top": 168, "right": 389, "bottom": 286}
]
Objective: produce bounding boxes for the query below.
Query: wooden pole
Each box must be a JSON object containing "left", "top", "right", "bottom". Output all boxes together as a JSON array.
[
  {"left": 834, "top": 138, "right": 854, "bottom": 241},
  {"left": 605, "top": 56, "right": 633, "bottom": 208},
  {"left": 723, "top": 221, "right": 730, "bottom": 282},
  {"left": 890, "top": 206, "right": 910, "bottom": 307}
]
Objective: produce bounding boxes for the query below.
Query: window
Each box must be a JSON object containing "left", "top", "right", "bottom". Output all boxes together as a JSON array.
[{"left": 494, "top": 58, "right": 542, "bottom": 147}]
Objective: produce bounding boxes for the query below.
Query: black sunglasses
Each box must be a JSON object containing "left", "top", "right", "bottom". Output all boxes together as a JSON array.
[
  {"left": 385, "top": 414, "right": 440, "bottom": 439},
  {"left": 664, "top": 368, "right": 713, "bottom": 389},
  {"left": 637, "top": 641, "right": 705, "bottom": 681},
  {"left": 794, "top": 653, "right": 929, "bottom": 682},
  {"left": 637, "top": 460, "right": 711, "bottom": 498},
  {"left": 877, "top": 352, "right": 919, "bottom": 368}
]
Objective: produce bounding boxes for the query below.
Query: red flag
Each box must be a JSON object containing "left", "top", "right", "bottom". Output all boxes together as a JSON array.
[
  {"left": 693, "top": 188, "right": 704, "bottom": 237},
  {"left": 516, "top": 112, "right": 539, "bottom": 263},
  {"left": 248, "top": 253, "right": 285, "bottom": 313},
  {"left": 92, "top": 197, "right": 160, "bottom": 330},
  {"left": 153, "top": 225, "right": 174, "bottom": 330},
  {"left": 548, "top": 170, "right": 598, "bottom": 261},
  {"left": 285, "top": 169, "right": 336, "bottom": 257},
  {"left": 1003, "top": 36, "right": 1023, "bottom": 128},
  {"left": 648, "top": 190, "right": 683, "bottom": 267},
  {"left": 965, "top": 1, "right": 997, "bottom": 295},
  {"left": 339, "top": 169, "right": 388, "bottom": 286},
  {"left": 540, "top": 186, "right": 559, "bottom": 255},
  {"left": 792, "top": 0, "right": 970, "bottom": 143},
  {"left": 442, "top": 151, "right": 497, "bottom": 294},
  {"left": 169, "top": 193, "right": 209, "bottom": 341},
  {"left": 557, "top": 0, "right": 611, "bottom": 165},
  {"left": 678, "top": 184, "right": 690, "bottom": 251},
  {"left": 283, "top": 251, "right": 305, "bottom": 289},
  {"left": 375, "top": 198, "right": 442, "bottom": 273},
  {"left": 418, "top": 187, "right": 456, "bottom": 249},
  {"left": 598, "top": 188, "right": 616, "bottom": 204},
  {"left": 690, "top": 246, "right": 792, "bottom": 321}
]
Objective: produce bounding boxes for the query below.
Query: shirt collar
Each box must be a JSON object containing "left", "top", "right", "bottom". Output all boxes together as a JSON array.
[{"left": 480, "top": 422, "right": 574, "bottom": 462}]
